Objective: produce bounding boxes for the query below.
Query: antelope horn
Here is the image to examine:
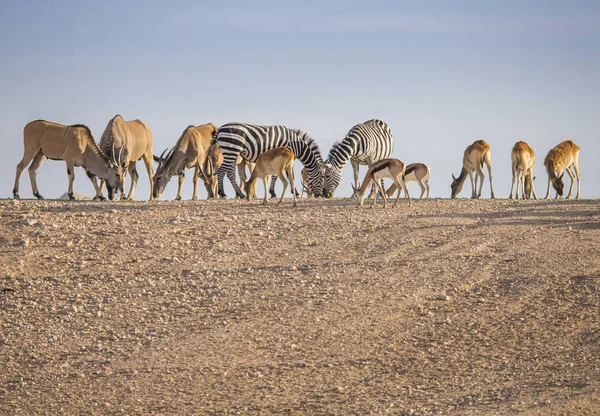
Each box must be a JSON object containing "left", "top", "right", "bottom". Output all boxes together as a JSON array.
[
  {"left": 198, "top": 162, "right": 207, "bottom": 181},
  {"left": 111, "top": 143, "right": 117, "bottom": 165},
  {"left": 160, "top": 147, "right": 175, "bottom": 171},
  {"left": 118, "top": 147, "right": 125, "bottom": 167},
  {"left": 155, "top": 148, "right": 168, "bottom": 164},
  {"left": 207, "top": 155, "right": 215, "bottom": 177}
]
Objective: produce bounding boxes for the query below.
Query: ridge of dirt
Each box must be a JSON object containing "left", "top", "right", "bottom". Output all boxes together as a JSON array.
[{"left": 1, "top": 198, "right": 599, "bottom": 415}]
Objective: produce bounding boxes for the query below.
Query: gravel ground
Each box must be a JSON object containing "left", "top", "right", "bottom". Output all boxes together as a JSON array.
[{"left": 1, "top": 197, "right": 599, "bottom": 415}]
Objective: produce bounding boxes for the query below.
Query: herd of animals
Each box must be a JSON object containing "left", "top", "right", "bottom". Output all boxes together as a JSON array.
[{"left": 12, "top": 117, "right": 582, "bottom": 206}]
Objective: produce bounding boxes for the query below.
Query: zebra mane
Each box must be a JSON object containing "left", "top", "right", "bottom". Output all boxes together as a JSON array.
[
  {"left": 328, "top": 141, "right": 343, "bottom": 160},
  {"left": 294, "top": 129, "right": 323, "bottom": 163}
]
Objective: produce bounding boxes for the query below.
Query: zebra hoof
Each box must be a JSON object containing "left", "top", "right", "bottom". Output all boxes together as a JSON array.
[{"left": 13, "top": 194, "right": 20, "bottom": 200}]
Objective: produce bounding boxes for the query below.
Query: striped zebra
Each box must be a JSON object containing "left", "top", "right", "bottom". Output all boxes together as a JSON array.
[
  {"left": 323, "top": 119, "right": 394, "bottom": 198},
  {"left": 216, "top": 123, "right": 323, "bottom": 198}
]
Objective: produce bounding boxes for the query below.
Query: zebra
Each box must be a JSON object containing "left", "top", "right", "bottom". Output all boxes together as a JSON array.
[
  {"left": 215, "top": 123, "right": 323, "bottom": 198},
  {"left": 323, "top": 119, "right": 394, "bottom": 198}
]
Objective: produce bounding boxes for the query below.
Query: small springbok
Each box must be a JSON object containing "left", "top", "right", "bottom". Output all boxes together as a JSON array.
[
  {"left": 509, "top": 141, "right": 537, "bottom": 200},
  {"left": 543, "top": 140, "right": 581, "bottom": 199},
  {"left": 451, "top": 140, "right": 495, "bottom": 199},
  {"left": 354, "top": 158, "right": 411, "bottom": 208},
  {"left": 13, "top": 120, "right": 125, "bottom": 200},
  {"left": 245, "top": 148, "right": 297, "bottom": 207},
  {"left": 385, "top": 163, "right": 430, "bottom": 199}
]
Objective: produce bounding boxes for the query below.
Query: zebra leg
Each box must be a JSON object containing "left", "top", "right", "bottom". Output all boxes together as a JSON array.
[
  {"left": 218, "top": 161, "right": 245, "bottom": 198},
  {"left": 228, "top": 167, "right": 244, "bottom": 198},
  {"left": 351, "top": 160, "right": 361, "bottom": 199},
  {"left": 218, "top": 164, "right": 227, "bottom": 198},
  {"left": 269, "top": 176, "right": 278, "bottom": 199}
]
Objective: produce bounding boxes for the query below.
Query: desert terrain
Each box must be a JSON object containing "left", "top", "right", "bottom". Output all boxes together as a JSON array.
[{"left": 1, "top": 197, "right": 599, "bottom": 415}]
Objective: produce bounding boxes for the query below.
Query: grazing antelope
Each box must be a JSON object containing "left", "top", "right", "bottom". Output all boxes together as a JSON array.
[
  {"left": 245, "top": 148, "right": 297, "bottom": 207},
  {"left": 153, "top": 123, "right": 217, "bottom": 200},
  {"left": 509, "top": 141, "right": 537, "bottom": 200},
  {"left": 450, "top": 140, "right": 495, "bottom": 199},
  {"left": 385, "top": 163, "right": 430, "bottom": 199},
  {"left": 354, "top": 158, "right": 411, "bottom": 208},
  {"left": 97, "top": 115, "right": 154, "bottom": 200},
  {"left": 13, "top": 120, "right": 125, "bottom": 200},
  {"left": 543, "top": 140, "right": 581, "bottom": 199}
]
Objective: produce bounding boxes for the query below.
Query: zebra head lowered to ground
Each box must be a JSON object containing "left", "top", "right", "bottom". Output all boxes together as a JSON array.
[
  {"left": 214, "top": 123, "right": 324, "bottom": 198},
  {"left": 323, "top": 119, "right": 394, "bottom": 198}
]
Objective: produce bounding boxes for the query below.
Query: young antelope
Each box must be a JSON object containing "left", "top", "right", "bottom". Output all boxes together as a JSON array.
[
  {"left": 245, "top": 148, "right": 297, "bottom": 207},
  {"left": 354, "top": 158, "right": 411, "bottom": 208},
  {"left": 385, "top": 163, "right": 430, "bottom": 199}
]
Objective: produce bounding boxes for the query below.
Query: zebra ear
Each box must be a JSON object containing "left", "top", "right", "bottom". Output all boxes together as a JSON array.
[{"left": 323, "top": 162, "right": 332, "bottom": 170}]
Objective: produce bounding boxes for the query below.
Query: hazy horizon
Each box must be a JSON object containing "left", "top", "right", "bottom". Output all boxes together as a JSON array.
[{"left": 2, "top": 1, "right": 598, "bottom": 200}]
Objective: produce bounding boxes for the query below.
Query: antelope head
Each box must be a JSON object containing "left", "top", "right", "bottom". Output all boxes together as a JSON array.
[
  {"left": 550, "top": 172, "right": 565, "bottom": 197},
  {"left": 106, "top": 146, "right": 125, "bottom": 199},
  {"left": 450, "top": 173, "right": 463, "bottom": 199},
  {"left": 201, "top": 157, "right": 219, "bottom": 199},
  {"left": 152, "top": 147, "right": 174, "bottom": 199},
  {"left": 352, "top": 182, "right": 365, "bottom": 206}
]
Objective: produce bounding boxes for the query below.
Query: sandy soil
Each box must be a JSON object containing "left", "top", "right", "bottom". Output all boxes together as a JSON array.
[{"left": 1, "top": 197, "right": 599, "bottom": 415}]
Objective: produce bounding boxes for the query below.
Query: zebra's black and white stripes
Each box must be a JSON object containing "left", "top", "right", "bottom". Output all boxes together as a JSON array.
[
  {"left": 323, "top": 119, "right": 394, "bottom": 197},
  {"left": 215, "top": 123, "right": 323, "bottom": 198}
]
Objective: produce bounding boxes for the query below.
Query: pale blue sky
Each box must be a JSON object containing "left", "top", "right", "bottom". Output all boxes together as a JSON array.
[{"left": 1, "top": 1, "right": 598, "bottom": 199}]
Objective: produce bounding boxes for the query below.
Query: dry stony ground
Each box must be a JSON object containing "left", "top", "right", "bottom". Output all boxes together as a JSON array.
[{"left": 0, "top": 197, "right": 599, "bottom": 415}]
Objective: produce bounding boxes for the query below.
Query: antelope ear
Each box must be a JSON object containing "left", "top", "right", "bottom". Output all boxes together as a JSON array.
[
  {"left": 532, "top": 176, "right": 536, "bottom": 181},
  {"left": 452, "top": 174, "right": 457, "bottom": 181}
]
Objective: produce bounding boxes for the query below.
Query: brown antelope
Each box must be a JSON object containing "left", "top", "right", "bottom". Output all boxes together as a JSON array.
[
  {"left": 97, "top": 115, "right": 154, "bottom": 200},
  {"left": 450, "top": 140, "right": 495, "bottom": 199},
  {"left": 354, "top": 158, "right": 411, "bottom": 208},
  {"left": 509, "top": 141, "right": 537, "bottom": 200},
  {"left": 13, "top": 120, "right": 125, "bottom": 200},
  {"left": 385, "top": 163, "right": 430, "bottom": 199},
  {"left": 543, "top": 140, "right": 581, "bottom": 199},
  {"left": 153, "top": 123, "right": 217, "bottom": 200},
  {"left": 245, "top": 148, "right": 297, "bottom": 207}
]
